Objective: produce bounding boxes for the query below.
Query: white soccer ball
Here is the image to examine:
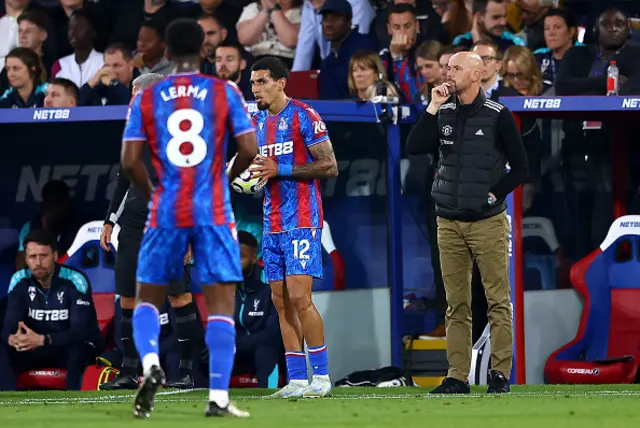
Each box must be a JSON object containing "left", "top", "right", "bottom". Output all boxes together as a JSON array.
[{"left": 227, "top": 155, "right": 266, "bottom": 195}]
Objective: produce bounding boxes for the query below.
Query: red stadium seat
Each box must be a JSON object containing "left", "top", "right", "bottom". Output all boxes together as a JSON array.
[
  {"left": 287, "top": 70, "right": 320, "bottom": 100},
  {"left": 93, "top": 292, "right": 116, "bottom": 339},
  {"left": 544, "top": 216, "right": 640, "bottom": 384}
]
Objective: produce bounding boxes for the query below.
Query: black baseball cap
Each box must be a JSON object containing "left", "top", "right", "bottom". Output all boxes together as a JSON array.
[{"left": 320, "top": 0, "right": 353, "bottom": 17}]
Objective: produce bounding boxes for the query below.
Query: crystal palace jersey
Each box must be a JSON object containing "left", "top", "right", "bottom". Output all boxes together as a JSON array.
[
  {"left": 253, "top": 99, "right": 328, "bottom": 234},
  {"left": 122, "top": 73, "right": 255, "bottom": 229}
]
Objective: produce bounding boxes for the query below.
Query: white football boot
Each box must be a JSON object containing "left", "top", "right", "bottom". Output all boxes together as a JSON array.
[
  {"left": 265, "top": 380, "right": 308, "bottom": 399},
  {"left": 302, "top": 375, "right": 332, "bottom": 398}
]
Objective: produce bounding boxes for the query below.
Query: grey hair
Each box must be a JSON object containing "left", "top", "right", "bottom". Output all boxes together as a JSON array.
[{"left": 132, "top": 72, "right": 165, "bottom": 90}]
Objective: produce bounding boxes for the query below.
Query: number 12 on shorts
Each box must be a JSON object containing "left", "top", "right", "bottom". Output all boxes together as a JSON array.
[{"left": 292, "top": 239, "right": 310, "bottom": 261}]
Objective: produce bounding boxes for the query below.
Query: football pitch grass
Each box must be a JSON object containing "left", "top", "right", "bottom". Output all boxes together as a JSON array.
[{"left": 1, "top": 385, "right": 639, "bottom": 428}]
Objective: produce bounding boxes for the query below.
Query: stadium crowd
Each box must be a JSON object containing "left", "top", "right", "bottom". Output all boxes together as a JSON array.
[{"left": 2, "top": 0, "right": 640, "bottom": 391}]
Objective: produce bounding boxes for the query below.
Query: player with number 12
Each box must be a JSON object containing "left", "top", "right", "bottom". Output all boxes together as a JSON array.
[
  {"left": 120, "top": 19, "right": 258, "bottom": 419},
  {"left": 249, "top": 57, "right": 338, "bottom": 398}
]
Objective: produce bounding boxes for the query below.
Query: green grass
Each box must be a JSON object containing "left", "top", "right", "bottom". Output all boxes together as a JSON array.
[{"left": 1, "top": 385, "right": 640, "bottom": 427}]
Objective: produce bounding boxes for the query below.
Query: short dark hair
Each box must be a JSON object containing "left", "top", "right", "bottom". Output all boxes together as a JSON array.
[
  {"left": 472, "top": 39, "right": 501, "bottom": 58},
  {"left": 105, "top": 42, "right": 133, "bottom": 60},
  {"left": 238, "top": 231, "right": 258, "bottom": 248},
  {"left": 472, "top": 0, "right": 504, "bottom": 15},
  {"left": 70, "top": 8, "right": 96, "bottom": 30},
  {"left": 251, "top": 56, "right": 289, "bottom": 80},
  {"left": 416, "top": 40, "right": 443, "bottom": 61},
  {"left": 387, "top": 3, "right": 416, "bottom": 19},
  {"left": 165, "top": 18, "right": 204, "bottom": 57},
  {"left": 215, "top": 39, "right": 245, "bottom": 60},
  {"left": 41, "top": 180, "right": 70, "bottom": 207},
  {"left": 545, "top": 8, "right": 578, "bottom": 30},
  {"left": 141, "top": 19, "right": 166, "bottom": 41},
  {"left": 197, "top": 12, "right": 226, "bottom": 29},
  {"left": 17, "top": 9, "right": 51, "bottom": 32},
  {"left": 437, "top": 44, "right": 460, "bottom": 60},
  {"left": 23, "top": 229, "right": 58, "bottom": 253},
  {"left": 49, "top": 77, "right": 80, "bottom": 101}
]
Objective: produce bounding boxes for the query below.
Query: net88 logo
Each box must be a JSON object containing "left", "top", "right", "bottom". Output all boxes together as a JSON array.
[{"left": 166, "top": 109, "right": 207, "bottom": 168}]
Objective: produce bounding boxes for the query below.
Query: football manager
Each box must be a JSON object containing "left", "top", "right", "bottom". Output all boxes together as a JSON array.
[{"left": 406, "top": 51, "right": 528, "bottom": 394}]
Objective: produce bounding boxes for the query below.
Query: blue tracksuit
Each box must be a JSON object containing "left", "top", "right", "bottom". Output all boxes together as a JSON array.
[
  {"left": 0, "top": 264, "right": 102, "bottom": 390},
  {"left": 233, "top": 266, "right": 283, "bottom": 388}
]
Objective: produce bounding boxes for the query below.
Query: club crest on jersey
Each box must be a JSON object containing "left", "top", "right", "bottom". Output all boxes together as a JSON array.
[
  {"left": 254, "top": 299, "right": 260, "bottom": 311},
  {"left": 442, "top": 125, "right": 453, "bottom": 136},
  {"left": 278, "top": 117, "right": 288, "bottom": 130},
  {"left": 28, "top": 286, "right": 36, "bottom": 302},
  {"left": 57, "top": 290, "right": 64, "bottom": 304}
]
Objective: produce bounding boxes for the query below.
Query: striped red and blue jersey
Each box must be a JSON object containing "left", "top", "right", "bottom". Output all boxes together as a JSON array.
[
  {"left": 122, "top": 73, "right": 255, "bottom": 229},
  {"left": 253, "top": 99, "right": 328, "bottom": 234}
]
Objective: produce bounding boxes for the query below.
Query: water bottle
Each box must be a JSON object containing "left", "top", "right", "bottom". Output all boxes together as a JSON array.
[{"left": 607, "top": 60, "right": 619, "bottom": 96}]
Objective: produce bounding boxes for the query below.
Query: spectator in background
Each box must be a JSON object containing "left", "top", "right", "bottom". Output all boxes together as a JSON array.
[
  {"left": 198, "top": 13, "right": 228, "bottom": 75},
  {"left": 533, "top": 8, "right": 579, "bottom": 87},
  {"left": 230, "top": 231, "right": 283, "bottom": 389},
  {"left": 133, "top": 19, "right": 172, "bottom": 76},
  {"left": 0, "top": 47, "right": 47, "bottom": 108},
  {"left": 442, "top": 0, "right": 472, "bottom": 42},
  {"left": 557, "top": 8, "right": 640, "bottom": 96},
  {"left": 0, "top": 10, "right": 52, "bottom": 95},
  {"left": 79, "top": 43, "right": 135, "bottom": 106},
  {"left": 471, "top": 39, "right": 502, "bottom": 98},
  {"left": 557, "top": 8, "right": 640, "bottom": 259},
  {"left": 44, "top": 76, "right": 78, "bottom": 107},
  {"left": 453, "top": 0, "right": 525, "bottom": 52},
  {"left": 413, "top": 40, "right": 443, "bottom": 105},
  {"left": 516, "top": 0, "right": 551, "bottom": 51},
  {"left": 379, "top": 4, "right": 422, "bottom": 102},
  {"left": 215, "top": 40, "right": 253, "bottom": 100},
  {"left": 0, "top": 229, "right": 102, "bottom": 391},
  {"left": 347, "top": 50, "right": 398, "bottom": 100},
  {"left": 109, "top": 0, "right": 191, "bottom": 52},
  {"left": 373, "top": 0, "right": 447, "bottom": 48},
  {"left": 46, "top": 0, "right": 112, "bottom": 58},
  {"left": 15, "top": 180, "right": 76, "bottom": 271},
  {"left": 437, "top": 44, "right": 459, "bottom": 84},
  {"left": 318, "top": 0, "right": 377, "bottom": 100},
  {"left": 0, "top": 0, "right": 34, "bottom": 71},
  {"left": 292, "top": 0, "right": 375, "bottom": 72},
  {"left": 51, "top": 9, "right": 103, "bottom": 88},
  {"left": 501, "top": 45, "right": 544, "bottom": 210},
  {"left": 237, "top": 0, "right": 302, "bottom": 69},
  {"left": 194, "top": 0, "right": 242, "bottom": 44}
]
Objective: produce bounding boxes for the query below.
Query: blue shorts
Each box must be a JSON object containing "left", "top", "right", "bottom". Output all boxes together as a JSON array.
[
  {"left": 262, "top": 228, "right": 323, "bottom": 283},
  {"left": 137, "top": 225, "right": 242, "bottom": 286}
]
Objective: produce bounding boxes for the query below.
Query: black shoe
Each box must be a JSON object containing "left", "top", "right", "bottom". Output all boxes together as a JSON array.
[
  {"left": 166, "top": 373, "right": 194, "bottom": 389},
  {"left": 487, "top": 370, "right": 510, "bottom": 394},
  {"left": 205, "top": 401, "right": 250, "bottom": 418},
  {"left": 430, "top": 377, "right": 471, "bottom": 394},
  {"left": 133, "top": 366, "right": 166, "bottom": 418},
  {"left": 100, "top": 373, "right": 139, "bottom": 390}
]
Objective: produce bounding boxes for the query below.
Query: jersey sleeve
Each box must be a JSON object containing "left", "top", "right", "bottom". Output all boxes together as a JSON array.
[
  {"left": 225, "top": 83, "right": 255, "bottom": 138},
  {"left": 122, "top": 93, "right": 146, "bottom": 142},
  {"left": 299, "top": 107, "right": 329, "bottom": 147}
]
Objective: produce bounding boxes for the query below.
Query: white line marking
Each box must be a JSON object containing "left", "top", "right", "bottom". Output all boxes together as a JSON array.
[{"left": 1, "top": 389, "right": 640, "bottom": 406}]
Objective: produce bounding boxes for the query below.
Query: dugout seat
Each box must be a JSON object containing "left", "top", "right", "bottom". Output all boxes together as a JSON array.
[
  {"left": 58, "top": 221, "right": 119, "bottom": 293},
  {"left": 287, "top": 70, "right": 319, "bottom": 100},
  {"left": 544, "top": 215, "right": 640, "bottom": 384}
]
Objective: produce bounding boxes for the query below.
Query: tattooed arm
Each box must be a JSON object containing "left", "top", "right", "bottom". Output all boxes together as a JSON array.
[{"left": 292, "top": 140, "right": 338, "bottom": 180}]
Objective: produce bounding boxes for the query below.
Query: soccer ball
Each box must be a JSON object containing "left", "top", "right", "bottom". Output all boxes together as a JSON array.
[{"left": 227, "top": 155, "right": 266, "bottom": 195}]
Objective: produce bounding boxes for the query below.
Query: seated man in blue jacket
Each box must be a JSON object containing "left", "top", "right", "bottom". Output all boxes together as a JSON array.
[
  {"left": 0, "top": 229, "right": 102, "bottom": 390},
  {"left": 232, "top": 231, "right": 284, "bottom": 388}
]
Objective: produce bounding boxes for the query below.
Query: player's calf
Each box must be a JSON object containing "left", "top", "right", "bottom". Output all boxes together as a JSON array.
[
  {"left": 286, "top": 276, "right": 332, "bottom": 395},
  {"left": 201, "top": 282, "right": 250, "bottom": 417}
]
